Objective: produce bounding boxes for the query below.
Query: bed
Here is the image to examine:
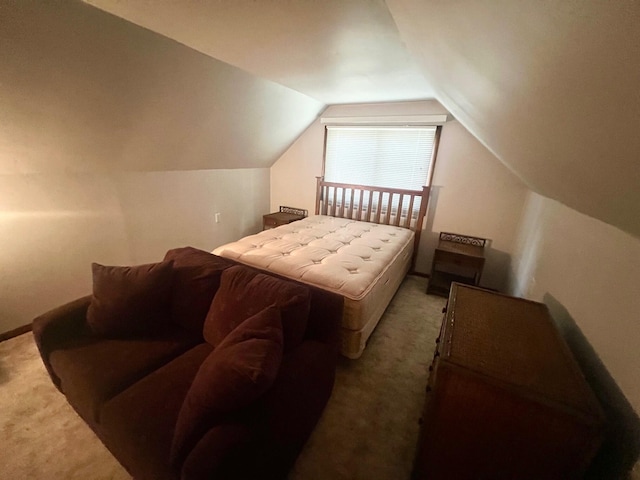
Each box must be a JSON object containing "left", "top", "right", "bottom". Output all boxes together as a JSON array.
[{"left": 213, "top": 176, "right": 429, "bottom": 359}]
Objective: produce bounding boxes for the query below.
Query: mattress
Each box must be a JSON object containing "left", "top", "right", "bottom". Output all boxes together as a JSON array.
[{"left": 212, "top": 215, "right": 414, "bottom": 358}]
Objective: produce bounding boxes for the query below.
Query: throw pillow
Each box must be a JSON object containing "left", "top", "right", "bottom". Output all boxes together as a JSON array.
[
  {"left": 203, "top": 265, "right": 310, "bottom": 351},
  {"left": 164, "top": 247, "right": 232, "bottom": 335},
  {"left": 164, "top": 246, "right": 232, "bottom": 269},
  {"left": 86, "top": 260, "right": 174, "bottom": 337},
  {"left": 170, "top": 306, "right": 283, "bottom": 466}
]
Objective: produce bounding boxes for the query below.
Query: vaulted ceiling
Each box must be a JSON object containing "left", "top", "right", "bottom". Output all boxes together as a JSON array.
[
  {"left": 387, "top": 0, "right": 640, "bottom": 239},
  {"left": 25, "top": 1, "right": 640, "bottom": 238},
  {"left": 83, "top": 0, "right": 433, "bottom": 104}
]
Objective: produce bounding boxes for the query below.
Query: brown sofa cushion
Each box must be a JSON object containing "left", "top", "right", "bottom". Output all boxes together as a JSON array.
[
  {"left": 164, "top": 248, "right": 232, "bottom": 335},
  {"left": 87, "top": 260, "right": 174, "bottom": 337},
  {"left": 171, "top": 306, "right": 284, "bottom": 467},
  {"left": 49, "top": 325, "right": 199, "bottom": 425},
  {"left": 99, "top": 343, "right": 213, "bottom": 480},
  {"left": 203, "top": 265, "right": 310, "bottom": 351}
]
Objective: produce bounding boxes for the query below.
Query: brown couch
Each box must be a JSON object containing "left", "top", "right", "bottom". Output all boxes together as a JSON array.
[{"left": 32, "top": 247, "right": 343, "bottom": 480}]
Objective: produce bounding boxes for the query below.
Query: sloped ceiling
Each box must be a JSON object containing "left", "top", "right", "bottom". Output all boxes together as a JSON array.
[
  {"left": 0, "top": 0, "right": 324, "bottom": 173},
  {"left": 83, "top": 0, "right": 640, "bottom": 238},
  {"left": 386, "top": 0, "right": 640, "bottom": 238},
  {"left": 10, "top": 1, "right": 638, "bottom": 238},
  {"left": 82, "top": 0, "right": 434, "bottom": 104}
]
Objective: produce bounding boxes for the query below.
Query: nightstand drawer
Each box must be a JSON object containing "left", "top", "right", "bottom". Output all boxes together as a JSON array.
[
  {"left": 263, "top": 217, "right": 280, "bottom": 229},
  {"left": 434, "top": 249, "right": 485, "bottom": 270}
]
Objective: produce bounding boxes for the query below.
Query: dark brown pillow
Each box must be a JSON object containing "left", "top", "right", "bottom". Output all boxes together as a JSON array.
[
  {"left": 86, "top": 260, "right": 174, "bottom": 337},
  {"left": 164, "top": 247, "right": 232, "bottom": 269},
  {"left": 203, "top": 265, "right": 310, "bottom": 351},
  {"left": 164, "top": 248, "right": 232, "bottom": 335},
  {"left": 171, "top": 306, "right": 283, "bottom": 466}
]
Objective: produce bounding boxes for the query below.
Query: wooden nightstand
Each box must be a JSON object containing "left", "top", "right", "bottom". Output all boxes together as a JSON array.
[
  {"left": 262, "top": 206, "right": 307, "bottom": 230},
  {"left": 426, "top": 232, "right": 486, "bottom": 297}
]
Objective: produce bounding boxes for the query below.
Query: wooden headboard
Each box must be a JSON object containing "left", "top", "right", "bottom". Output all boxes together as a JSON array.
[{"left": 315, "top": 176, "right": 429, "bottom": 270}]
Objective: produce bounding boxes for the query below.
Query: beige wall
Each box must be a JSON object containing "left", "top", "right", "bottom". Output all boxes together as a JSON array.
[
  {"left": 271, "top": 101, "right": 528, "bottom": 289},
  {"left": 511, "top": 192, "right": 640, "bottom": 413},
  {"left": 510, "top": 193, "right": 640, "bottom": 476},
  {"left": 0, "top": 169, "right": 269, "bottom": 334},
  {"left": 428, "top": 121, "right": 528, "bottom": 290},
  {"left": 114, "top": 169, "right": 269, "bottom": 263},
  {"left": 0, "top": 173, "right": 130, "bottom": 333}
]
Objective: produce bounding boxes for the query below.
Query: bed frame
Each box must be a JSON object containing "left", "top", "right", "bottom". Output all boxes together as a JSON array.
[
  {"left": 315, "top": 176, "right": 429, "bottom": 271},
  {"left": 213, "top": 177, "right": 431, "bottom": 358}
]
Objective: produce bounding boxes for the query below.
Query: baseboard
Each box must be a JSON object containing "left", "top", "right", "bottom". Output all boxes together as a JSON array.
[
  {"left": 410, "top": 271, "right": 430, "bottom": 278},
  {"left": 0, "top": 323, "right": 32, "bottom": 343}
]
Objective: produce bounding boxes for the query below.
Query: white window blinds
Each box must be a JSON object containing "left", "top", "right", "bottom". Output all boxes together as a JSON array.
[{"left": 324, "top": 125, "right": 437, "bottom": 190}]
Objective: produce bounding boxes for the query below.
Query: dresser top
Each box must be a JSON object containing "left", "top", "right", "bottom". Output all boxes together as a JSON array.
[{"left": 442, "top": 284, "right": 603, "bottom": 420}]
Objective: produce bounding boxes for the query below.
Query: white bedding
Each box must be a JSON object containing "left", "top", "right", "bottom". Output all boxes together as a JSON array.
[{"left": 212, "top": 215, "right": 414, "bottom": 358}]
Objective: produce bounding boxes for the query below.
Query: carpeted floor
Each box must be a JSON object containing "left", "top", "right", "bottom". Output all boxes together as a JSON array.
[{"left": 0, "top": 275, "right": 446, "bottom": 480}]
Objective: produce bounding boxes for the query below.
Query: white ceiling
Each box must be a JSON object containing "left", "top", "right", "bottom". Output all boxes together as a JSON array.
[
  {"left": 82, "top": 0, "right": 640, "bottom": 238},
  {"left": 83, "top": 0, "right": 435, "bottom": 104}
]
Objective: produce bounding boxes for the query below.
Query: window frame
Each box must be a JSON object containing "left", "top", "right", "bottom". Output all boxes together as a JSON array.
[{"left": 321, "top": 124, "right": 442, "bottom": 192}]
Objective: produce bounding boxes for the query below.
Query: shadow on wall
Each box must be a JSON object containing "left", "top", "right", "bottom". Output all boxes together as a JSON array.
[
  {"left": 545, "top": 293, "right": 640, "bottom": 479},
  {"left": 420, "top": 186, "right": 512, "bottom": 292},
  {"left": 481, "top": 248, "right": 511, "bottom": 292}
]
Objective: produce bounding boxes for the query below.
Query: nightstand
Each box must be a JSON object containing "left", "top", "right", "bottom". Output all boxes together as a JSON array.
[
  {"left": 262, "top": 206, "right": 307, "bottom": 230},
  {"left": 426, "top": 232, "right": 486, "bottom": 297}
]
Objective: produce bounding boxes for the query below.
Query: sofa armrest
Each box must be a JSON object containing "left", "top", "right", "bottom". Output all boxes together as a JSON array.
[{"left": 31, "top": 295, "right": 91, "bottom": 390}]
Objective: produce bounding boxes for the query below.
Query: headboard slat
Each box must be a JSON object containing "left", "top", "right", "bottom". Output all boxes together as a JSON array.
[
  {"left": 374, "top": 191, "right": 382, "bottom": 225},
  {"left": 395, "top": 194, "right": 404, "bottom": 227},
  {"left": 407, "top": 196, "right": 415, "bottom": 229},
  {"left": 356, "top": 189, "right": 364, "bottom": 221}
]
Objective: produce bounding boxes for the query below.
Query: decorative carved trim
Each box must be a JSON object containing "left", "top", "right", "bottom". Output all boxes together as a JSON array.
[
  {"left": 440, "top": 232, "right": 487, "bottom": 247},
  {"left": 279, "top": 206, "right": 308, "bottom": 217}
]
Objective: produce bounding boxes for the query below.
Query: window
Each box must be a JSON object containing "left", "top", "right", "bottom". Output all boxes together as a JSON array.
[
  {"left": 323, "top": 125, "right": 438, "bottom": 191},
  {"left": 321, "top": 124, "right": 440, "bottom": 223}
]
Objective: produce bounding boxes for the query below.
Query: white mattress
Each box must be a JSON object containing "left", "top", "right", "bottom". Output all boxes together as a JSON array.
[{"left": 212, "top": 215, "right": 414, "bottom": 357}]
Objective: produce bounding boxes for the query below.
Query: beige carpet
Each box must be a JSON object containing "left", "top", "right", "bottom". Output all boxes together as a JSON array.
[{"left": 0, "top": 275, "right": 446, "bottom": 480}]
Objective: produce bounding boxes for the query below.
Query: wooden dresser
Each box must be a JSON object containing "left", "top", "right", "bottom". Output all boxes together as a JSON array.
[{"left": 414, "top": 284, "right": 605, "bottom": 479}]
